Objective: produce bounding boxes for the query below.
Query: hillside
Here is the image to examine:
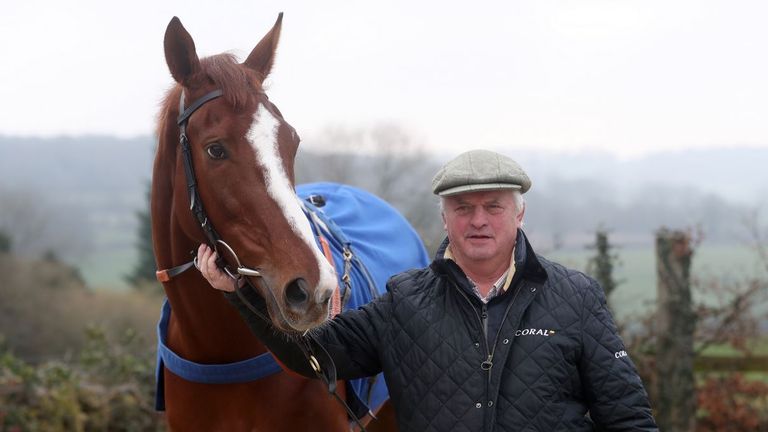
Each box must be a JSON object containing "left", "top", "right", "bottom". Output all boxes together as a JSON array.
[{"left": 1, "top": 135, "right": 765, "bottom": 288}]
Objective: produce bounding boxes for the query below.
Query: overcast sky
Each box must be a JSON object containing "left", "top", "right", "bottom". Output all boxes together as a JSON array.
[{"left": 1, "top": 0, "right": 767, "bottom": 158}]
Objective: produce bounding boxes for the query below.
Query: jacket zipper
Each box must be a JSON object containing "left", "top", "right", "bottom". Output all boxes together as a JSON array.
[
  {"left": 454, "top": 280, "right": 526, "bottom": 432},
  {"left": 481, "top": 303, "right": 492, "bottom": 384},
  {"left": 455, "top": 281, "right": 525, "bottom": 371},
  {"left": 488, "top": 284, "right": 526, "bottom": 432},
  {"left": 486, "top": 284, "right": 524, "bottom": 369},
  {"left": 453, "top": 282, "right": 523, "bottom": 412},
  {"left": 453, "top": 284, "right": 491, "bottom": 363}
]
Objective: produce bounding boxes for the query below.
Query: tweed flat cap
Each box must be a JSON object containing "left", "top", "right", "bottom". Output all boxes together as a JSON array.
[{"left": 432, "top": 149, "right": 531, "bottom": 196}]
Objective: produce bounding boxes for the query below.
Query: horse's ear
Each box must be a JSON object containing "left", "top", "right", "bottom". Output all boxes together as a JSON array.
[
  {"left": 164, "top": 17, "right": 201, "bottom": 86},
  {"left": 243, "top": 13, "right": 283, "bottom": 81}
]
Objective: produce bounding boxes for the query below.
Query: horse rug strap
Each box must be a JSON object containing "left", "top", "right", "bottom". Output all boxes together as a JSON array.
[
  {"left": 317, "top": 234, "right": 343, "bottom": 317},
  {"left": 154, "top": 298, "right": 282, "bottom": 411}
]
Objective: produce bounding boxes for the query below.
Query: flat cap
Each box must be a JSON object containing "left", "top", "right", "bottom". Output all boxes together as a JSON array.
[{"left": 432, "top": 149, "right": 531, "bottom": 196}]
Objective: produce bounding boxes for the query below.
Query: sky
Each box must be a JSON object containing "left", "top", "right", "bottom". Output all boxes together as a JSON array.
[{"left": 1, "top": 0, "right": 767, "bottom": 159}]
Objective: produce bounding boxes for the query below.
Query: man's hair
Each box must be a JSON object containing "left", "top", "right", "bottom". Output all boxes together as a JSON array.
[
  {"left": 512, "top": 191, "right": 525, "bottom": 218},
  {"left": 439, "top": 190, "right": 526, "bottom": 224}
]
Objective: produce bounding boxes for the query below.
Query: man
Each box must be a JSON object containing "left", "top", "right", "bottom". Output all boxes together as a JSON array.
[{"left": 198, "top": 149, "right": 658, "bottom": 431}]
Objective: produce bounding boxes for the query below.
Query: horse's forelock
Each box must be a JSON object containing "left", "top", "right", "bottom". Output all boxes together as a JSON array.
[
  {"left": 201, "top": 53, "right": 258, "bottom": 109},
  {"left": 156, "top": 53, "right": 261, "bottom": 139}
]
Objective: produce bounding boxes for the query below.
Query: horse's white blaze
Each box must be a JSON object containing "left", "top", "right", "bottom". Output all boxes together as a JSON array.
[{"left": 246, "top": 104, "right": 336, "bottom": 303}]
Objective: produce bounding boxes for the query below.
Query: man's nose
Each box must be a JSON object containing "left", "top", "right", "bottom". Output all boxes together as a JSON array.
[{"left": 470, "top": 208, "right": 489, "bottom": 227}]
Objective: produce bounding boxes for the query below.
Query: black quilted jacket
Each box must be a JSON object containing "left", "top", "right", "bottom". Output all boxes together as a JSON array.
[{"left": 226, "top": 231, "right": 658, "bottom": 431}]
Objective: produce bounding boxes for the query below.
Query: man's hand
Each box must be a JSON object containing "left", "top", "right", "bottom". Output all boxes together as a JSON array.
[{"left": 197, "top": 244, "right": 241, "bottom": 292}]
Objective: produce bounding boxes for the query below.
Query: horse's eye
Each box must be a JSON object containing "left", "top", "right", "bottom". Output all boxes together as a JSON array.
[{"left": 206, "top": 144, "right": 227, "bottom": 160}]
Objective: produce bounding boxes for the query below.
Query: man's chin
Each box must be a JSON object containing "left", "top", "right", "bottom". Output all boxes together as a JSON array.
[{"left": 461, "top": 249, "right": 497, "bottom": 262}]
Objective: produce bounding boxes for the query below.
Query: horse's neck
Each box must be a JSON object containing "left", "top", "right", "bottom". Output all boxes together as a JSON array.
[{"left": 160, "top": 230, "right": 269, "bottom": 364}]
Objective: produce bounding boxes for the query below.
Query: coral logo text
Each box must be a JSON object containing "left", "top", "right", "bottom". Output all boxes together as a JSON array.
[{"left": 515, "top": 328, "right": 556, "bottom": 337}]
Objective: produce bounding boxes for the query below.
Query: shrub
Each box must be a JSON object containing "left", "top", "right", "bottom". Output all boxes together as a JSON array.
[
  {"left": 696, "top": 373, "right": 768, "bottom": 432},
  {"left": 0, "top": 327, "right": 165, "bottom": 431}
]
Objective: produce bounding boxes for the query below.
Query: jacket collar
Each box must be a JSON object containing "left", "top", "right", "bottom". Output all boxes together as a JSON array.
[{"left": 431, "top": 229, "right": 547, "bottom": 285}]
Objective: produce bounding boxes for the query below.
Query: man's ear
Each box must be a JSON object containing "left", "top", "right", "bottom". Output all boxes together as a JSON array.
[
  {"left": 515, "top": 202, "right": 526, "bottom": 224},
  {"left": 441, "top": 211, "right": 447, "bottom": 231}
]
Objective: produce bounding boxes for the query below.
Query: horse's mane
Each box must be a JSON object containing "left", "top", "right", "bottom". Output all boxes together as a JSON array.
[{"left": 156, "top": 53, "right": 260, "bottom": 136}]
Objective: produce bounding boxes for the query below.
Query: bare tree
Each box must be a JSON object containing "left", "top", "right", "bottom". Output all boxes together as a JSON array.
[
  {"left": 295, "top": 123, "right": 445, "bottom": 252},
  {"left": 655, "top": 228, "right": 697, "bottom": 432},
  {"left": 619, "top": 220, "right": 768, "bottom": 431},
  {"left": 692, "top": 211, "right": 768, "bottom": 355}
]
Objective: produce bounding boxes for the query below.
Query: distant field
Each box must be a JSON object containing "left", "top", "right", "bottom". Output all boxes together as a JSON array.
[
  {"left": 80, "top": 249, "right": 136, "bottom": 290},
  {"left": 80, "top": 243, "right": 766, "bottom": 316},
  {"left": 701, "top": 338, "right": 768, "bottom": 357},
  {"left": 548, "top": 243, "right": 765, "bottom": 320}
]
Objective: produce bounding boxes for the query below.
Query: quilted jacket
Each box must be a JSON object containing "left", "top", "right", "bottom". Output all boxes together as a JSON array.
[{"left": 225, "top": 230, "right": 658, "bottom": 431}]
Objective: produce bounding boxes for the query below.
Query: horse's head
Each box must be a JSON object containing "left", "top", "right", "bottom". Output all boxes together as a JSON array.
[{"left": 159, "top": 15, "right": 336, "bottom": 333}]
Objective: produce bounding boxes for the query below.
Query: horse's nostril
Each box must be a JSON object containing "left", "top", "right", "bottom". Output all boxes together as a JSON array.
[
  {"left": 285, "top": 278, "right": 309, "bottom": 307},
  {"left": 317, "top": 287, "right": 333, "bottom": 305}
]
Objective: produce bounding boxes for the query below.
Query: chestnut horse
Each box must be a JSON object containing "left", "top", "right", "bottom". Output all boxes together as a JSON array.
[{"left": 152, "top": 14, "right": 426, "bottom": 431}]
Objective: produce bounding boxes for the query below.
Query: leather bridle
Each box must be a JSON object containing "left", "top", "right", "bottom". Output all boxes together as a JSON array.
[
  {"left": 156, "top": 87, "right": 369, "bottom": 431},
  {"left": 156, "top": 88, "right": 262, "bottom": 282}
]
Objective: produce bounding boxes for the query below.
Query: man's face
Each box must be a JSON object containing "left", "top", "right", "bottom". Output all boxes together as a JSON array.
[{"left": 441, "top": 190, "right": 523, "bottom": 267}]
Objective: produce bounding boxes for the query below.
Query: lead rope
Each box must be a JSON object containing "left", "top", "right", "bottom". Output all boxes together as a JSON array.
[
  {"left": 233, "top": 278, "right": 368, "bottom": 432},
  {"left": 294, "top": 335, "right": 368, "bottom": 432}
]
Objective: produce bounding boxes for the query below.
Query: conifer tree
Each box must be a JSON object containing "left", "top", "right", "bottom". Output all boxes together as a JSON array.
[
  {"left": 0, "top": 229, "right": 11, "bottom": 253},
  {"left": 125, "top": 183, "right": 157, "bottom": 288},
  {"left": 586, "top": 227, "right": 621, "bottom": 300}
]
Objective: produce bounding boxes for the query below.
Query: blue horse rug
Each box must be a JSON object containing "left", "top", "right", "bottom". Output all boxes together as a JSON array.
[{"left": 156, "top": 182, "right": 430, "bottom": 418}]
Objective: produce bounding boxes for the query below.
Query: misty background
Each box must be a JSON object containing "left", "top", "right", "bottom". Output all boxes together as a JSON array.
[
  {"left": 3, "top": 1, "right": 767, "bottom": 300},
  {"left": 0, "top": 0, "right": 766, "bottom": 380},
  {"left": 1, "top": 132, "right": 765, "bottom": 312}
]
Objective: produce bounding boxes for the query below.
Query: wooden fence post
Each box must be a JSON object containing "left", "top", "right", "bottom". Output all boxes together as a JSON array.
[{"left": 655, "top": 228, "right": 696, "bottom": 432}]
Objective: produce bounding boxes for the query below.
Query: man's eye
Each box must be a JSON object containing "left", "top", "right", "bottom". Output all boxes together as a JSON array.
[{"left": 206, "top": 144, "right": 227, "bottom": 159}]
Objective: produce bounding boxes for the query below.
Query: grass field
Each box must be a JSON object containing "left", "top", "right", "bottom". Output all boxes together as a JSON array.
[
  {"left": 82, "top": 241, "right": 766, "bottom": 310},
  {"left": 79, "top": 249, "right": 137, "bottom": 290},
  {"left": 75, "top": 240, "right": 768, "bottom": 381},
  {"left": 549, "top": 243, "right": 765, "bottom": 320}
]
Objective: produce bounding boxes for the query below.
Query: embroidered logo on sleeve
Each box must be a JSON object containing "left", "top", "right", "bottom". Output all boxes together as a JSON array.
[{"left": 615, "top": 350, "right": 628, "bottom": 359}]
